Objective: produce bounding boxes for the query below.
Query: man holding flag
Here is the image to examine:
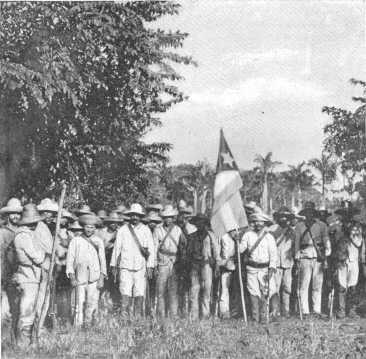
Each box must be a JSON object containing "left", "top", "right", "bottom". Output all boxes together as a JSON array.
[{"left": 211, "top": 129, "right": 248, "bottom": 322}]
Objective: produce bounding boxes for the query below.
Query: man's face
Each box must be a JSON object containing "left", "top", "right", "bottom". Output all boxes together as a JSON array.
[
  {"left": 245, "top": 209, "right": 254, "bottom": 217},
  {"left": 196, "top": 221, "right": 206, "bottom": 232},
  {"left": 108, "top": 222, "right": 118, "bottom": 232},
  {"left": 42, "top": 211, "right": 55, "bottom": 225},
  {"left": 277, "top": 216, "right": 289, "bottom": 228},
  {"left": 149, "top": 222, "right": 157, "bottom": 230},
  {"left": 304, "top": 210, "right": 314, "bottom": 221},
  {"left": 84, "top": 224, "right": 96, "bottom": 237},
  {"left": 252, "top": 220, "right": 265, "bottom": 232},
  {"left": 27, "top": 222, "right": 38, "bottom": 231},
  {"left": 163, "top": 217, "right": 174, "bottom": 227},
  {"left": 342, "top": 215, "right": 353, "bottom": 227},
  {"left": 130, "top": 214, "right": 140, "bottom": 226},
  {"left": 176, "top": 214, "right": 185, "bottom": 226},
  {"left": 60, "top": 218, "right": 69, "bottom": 228},
  {"left": 8, "top": 213, "right": 21, "bottom": 226}
]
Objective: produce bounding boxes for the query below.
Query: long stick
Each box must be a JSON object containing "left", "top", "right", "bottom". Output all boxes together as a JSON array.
[
  {"left": 297, "top": 260, "right": 303, "bottom": 320},
  {"left": 236, "top": 229, "right": 247, "bottom": 324},
  {"left": 36, "top": 183, "right": 67, "bottom": 337}
]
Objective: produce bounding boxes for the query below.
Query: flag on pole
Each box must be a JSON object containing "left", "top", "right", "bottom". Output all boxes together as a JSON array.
[{"left": 210, "top": 129, "right": 248, "bottom": 237}]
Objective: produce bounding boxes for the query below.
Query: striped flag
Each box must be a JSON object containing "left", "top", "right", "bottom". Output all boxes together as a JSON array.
[{"left": 210, "top": 129, "right": 248, "bottom": 237}]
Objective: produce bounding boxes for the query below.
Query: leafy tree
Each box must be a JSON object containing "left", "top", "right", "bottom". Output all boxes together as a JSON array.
[
  {"left": 0, "top": 1, "right": 196, "bottom": 209},
  {"left": 254, "top": 152, "right": 281, "bottom": 213}
]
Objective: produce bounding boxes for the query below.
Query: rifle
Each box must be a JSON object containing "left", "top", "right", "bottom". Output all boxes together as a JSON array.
[
  {"left": 36, "top": 183, "right": 66, "bottom": 338},
  {"left": 296, "top": 260, "right": 303, "bottom": 320},
  {"left": 236, "top": 229, "right": 248, "bottom": 324},
  {"left": 50, "top": 268, "right": 58, "bottom": 329},
  {"left": 74, "top": 285, "right": 79, "bottom": 327},
  {"left": 266, "top": 276, "right": 270, "bottom": 325},
  {"left": 328, "top": 265, "right": 335, "bottom": 324}
]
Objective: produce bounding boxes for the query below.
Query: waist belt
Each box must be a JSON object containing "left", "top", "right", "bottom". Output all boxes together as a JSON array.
[
  {"left": 158, "top": 249, "right": 177, "bottom": 257},
  {"left": 247, "top": 260, "right": 269, "bottom": 268},
  {"left": 300, "top": 243, "right": 322, "bottom": 250}
]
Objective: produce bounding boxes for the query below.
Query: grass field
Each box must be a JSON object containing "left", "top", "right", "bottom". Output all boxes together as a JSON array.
[{"left": 2, "top": 313, "right": 366, "bottom": 359}]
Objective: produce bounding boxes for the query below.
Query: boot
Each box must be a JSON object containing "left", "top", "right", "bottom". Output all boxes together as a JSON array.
[
  {"left": 120, "top": 294, "right": 131, "bottom": 318},
  {"left": 133, "top": 296, "right": 144, "bottom": 319},
  {"left": 347, "top": 286, "right": 359, "bottom": 318},
  {"left": 336, "top": 286, "right": 346, "bottom": 319},
  {"left": 250, "top": 295, "right": 260, "bottom": 323},
  {"left": 270, "top": 293, "right": 283, "bottom": 322},
  {"left": 259, "top": 296, "right": 268, "bottom": 324}
]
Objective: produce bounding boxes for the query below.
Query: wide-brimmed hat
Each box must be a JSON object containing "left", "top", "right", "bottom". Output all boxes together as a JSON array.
[
  {"left": 317, "top": 206, "right": 332, "bottom": 218},
  {"left": 68, "top": 221, "right": 83, "bottom": 231},
  {"left": 114, "top": 204, "right": 126, "bottom": 214},
  {"left": 18, "top": 204, "right": 43, "bottom": 226},
  {"left": 334, "top": 201, "right": 360, "bottom": 216},
  {"left": 126, "top": 203, "right": 145, "bottom": 217},
  {"left": 298, "top": 202, "right": 319, "bottom": 217},
  {"left": 244, "top": 201, "right": 257, "bottom": 209},
  {"left": 37, "top": 198, "right": 59, "bottom": 213},
  {"left": 146, "top": 204, "right": 163, "bottom": 213},
  {"left": 0, "top": 198, "right": 23, "bottom": 214},
  {"left": 291, "top": 206, "right": 305, "bottom": 220},
  {"left": 248, "top": 212, "right": 273, "bottom": 225},
  {"left": 74, "top": 204, "right": 92, "bottom": 216},
  {"left": 189, "top": 213, "right": 210, "bottom": 227},
  {"left": 79, "top": 214, "right": 103, "bottom": 227},
  {"left": 147, "top": 213, "right": 163, "bottom": 223},
  {"left": 97, "top": 210, "right": 108, "bottom": 220},
  {"left": 177, "top": 200, "right": 192, "bottom": 215},
  {"left": 104, "top": 212, "right": 125, "bottom": 223},
  {"left": 62, "top": 209, "right": 75, "bottom": 221},
  {"left": 273, "top": 206, "right": 295, "bottom": 220},
  {"left": 160, "top": 204, "right": 177, "bottom": 218}
]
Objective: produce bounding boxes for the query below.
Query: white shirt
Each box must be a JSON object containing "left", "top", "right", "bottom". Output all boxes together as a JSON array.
[
  {"left": 220, "top": 233, "right": 237, "bottom": 270},
  {"left": 110, "top": 223, "right": 154, "bottom": 271},
  {"left": 66, "top": 235, "right": 107, "bottom": 284},
  {"left": 239, "top": 230, "right": 278, "bottom": 269}
]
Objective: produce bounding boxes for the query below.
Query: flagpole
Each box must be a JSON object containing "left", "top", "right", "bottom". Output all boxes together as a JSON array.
[{"left": 236, "top": 228, "right": 247, "bottom": 325}]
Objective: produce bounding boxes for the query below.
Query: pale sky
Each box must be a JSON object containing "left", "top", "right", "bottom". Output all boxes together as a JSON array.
[{"left": 144, "top": 0, "right": 365, "bottom": 170}]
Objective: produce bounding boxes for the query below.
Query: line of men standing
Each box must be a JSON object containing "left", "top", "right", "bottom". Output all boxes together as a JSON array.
[{"left": 1, "top": 197, "right": 366, "bottom": 346}]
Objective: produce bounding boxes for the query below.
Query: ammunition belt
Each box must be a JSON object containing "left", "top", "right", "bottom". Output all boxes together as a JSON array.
[
  {"left": 300, "top": 243, "right": 323, "bottom": 250},
  {"left": 247, "top": 260, "right": 269, "bottom": 269},
  {"left": 158, "top": 249, "right": 177, "bottom": 257}
]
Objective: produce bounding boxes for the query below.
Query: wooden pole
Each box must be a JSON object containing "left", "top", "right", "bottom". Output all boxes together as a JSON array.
[
  {"left": 36, "top": 183, "right": 66, "bottom": 338},
  {"left": 236, "top": 229, "right": 247, "bottom": 324}
]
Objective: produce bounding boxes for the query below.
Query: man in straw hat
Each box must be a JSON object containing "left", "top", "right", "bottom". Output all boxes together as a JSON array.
[
  {"left": 187, "top": 213, "right": 220, "bottom": 320},
  {"left": 153, "top": 204, "right": 186, "bottom": 319},
  {"left": 329, "top": 201, "right": 362, "bottom": 318},
  {"left": 176, "top": 200, "right": 196, "bottom": 316},
  {"left": 0, "top": 198, "right": 23, "bottom": 341},
  {"left": 317, "top": 206, "right": 332, "bottom": 226},
  {"left": 267, "top": 206, "right": 296, "bottom": 318},
  {"left": 73, "top": 204, "right": 92, "bottom": 218},
  {"left": 110, "top": 204, "right": 154, "bottom": 318},
  {"left": 11, "top": 204, "right": 48, "bottom": 344},
  {"left": 239, "top": 211, "right": 278, "bottom": 324},
  {"left": 66, "top": 214, "right": 107, "bottom": 327},
  {"left": 294, "top": 201, "right": 331, "bottom": 319}
]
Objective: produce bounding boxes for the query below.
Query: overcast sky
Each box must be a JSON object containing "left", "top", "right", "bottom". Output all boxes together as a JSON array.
[{"left": 144, "top": 0, "right": 365, "bottom": 171}]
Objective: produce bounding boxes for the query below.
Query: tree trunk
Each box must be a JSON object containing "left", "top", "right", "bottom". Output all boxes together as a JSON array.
[
  {"left": 193, "top": 189, "right": 198, "bottom": 215},
  {"left": 322, "top": 172, "right": 326, "bottom": 205},
  {"left": 262, "top": 177, "right": 268, "bottom": 213},
  {"left": 291, "top": 191, "right": 295, "bottom": 208},
  {"left": 298, "top": 188, "right": 302, "bottom": 209},
  {"left": 269, "top": 197, "right": 273, "bottom": 215}
]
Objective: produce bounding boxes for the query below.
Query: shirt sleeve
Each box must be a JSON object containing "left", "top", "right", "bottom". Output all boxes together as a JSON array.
[
  {"left": 239, "top": 233, "right": 248, "bottom": 254},
  {"left": 186, "top": 234, "right": 194, "bottom": 262},
  {"left": 221, "top": 234, "right": 228, "bottom": 259},
  {"left": 320, "top": 222, "right": 331, "bottom": 256},
  {"left": 178, "top": 228, "right": 187, "bottom": 261},
  {"left": 66, "top": 238, "right": 76, "bottom": 277},
  {"left": 294, "top": 224, "right": 301, "bottom": 260},
  {"left": 21, "top": 233, "right": 45, "bottom": 265},
  {"left": 110, "top": 228, "right": 122, "bottom": 268},
  {"left": 153, "top": 229, "right": 159, "bottom": 267},
  {"left": 267, "top": 233, "right": 278, "bottom": 269},
  {"left": 98, "top": 238, "right": 107, "bottom": 277},
  {"left": 146, "top": 229, "right": 155, "bottom": 268}
]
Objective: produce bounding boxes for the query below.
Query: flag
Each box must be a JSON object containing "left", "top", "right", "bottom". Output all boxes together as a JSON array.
[{"left": 210, "top": 129, "right": 248, "bottom": 237}]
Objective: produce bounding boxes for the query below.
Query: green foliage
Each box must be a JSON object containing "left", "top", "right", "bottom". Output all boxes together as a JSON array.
[{"left": 1, "top": 1, "right": 196, "bottom": 209}]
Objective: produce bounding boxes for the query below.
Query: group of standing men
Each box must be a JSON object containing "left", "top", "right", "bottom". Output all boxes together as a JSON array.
[{"left": 1, "top": 196, "right": 365, "bottom": 346}]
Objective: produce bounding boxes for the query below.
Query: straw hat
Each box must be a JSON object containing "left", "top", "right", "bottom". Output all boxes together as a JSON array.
[
  {"left": 147, "top": 213, "right": 163, "bottom": 223},
  {"left": 114, "top": 204, "right": 126, "bottom": 214},
  {"left": 126, "top": 204, "right": 145, "bottom": 217},
  {"left": 0, "top": 198, "right": 23, "bottom": 214},
  {"left": 334, "top": 201, "right": 360, "bottom": 216},
  {"left": 273, "top": 206, "right": 295, "bottom": 220},
  {"left": 189, "top": 213, "right": 210, "bottom": 227},
  {"left": 37, "top": 198, "right": 59, "bottom": 213},
  {"left": 97, "top": 210, "right": 108, "bottom": 220},
  {"left": 177, "top": 200, "right": 192, "bottom": 215},
  {"left": 68, "top": 221, "right": 83, "bottom": 231},
  {"left": 244, "top": 201, "right": 257, "bottom": 209},
  {"left": 298, "top": 202, "right": 319, "bottom": 217},
  {"left": 317, "top": 205, "right": 332, "bottom": 218},
  {"left": 74, "top": 204, "right": 92, "bottom": 216},
  {"left": 146, "top": 204, "right": 163, "bottom": 213},
  {"left": 62, "top": 209, "right": 75, "bottom": 221},
  {"left": 18, "top": 204, "right": 43, "bottom": 226},
  {"left": 248, "top": 212, "right": 273, "bottom": 225},
  {"left": 79, "top": 214, "right": 103, "bottom": 227},
  {"left": 104, "top": 212, "right": 125, "bottom": 223},
  {"left": 160, "top": 204, "right": 177, "bottom": 218}
]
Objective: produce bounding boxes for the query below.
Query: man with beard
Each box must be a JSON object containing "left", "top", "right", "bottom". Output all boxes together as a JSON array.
[
  {"left": 0, "top": 198, "right": 23, "bottom": 341},
  {"left": 187, "top": 214, "right": 220, "bottom": 320},
  {"left": 111, "top": 204, "right": 154, "bottom": 318},
  {"left": 66, "top": 214, "right": 107, "bottom": 327},
  {"left": 329, "top": 201, "right": 362, "bottom": 318},
  {"left": 268, "top": 207, "right": 295, "bottom": 319},
  {"left": 239, "top": 212, "right": 278, "bottom": 324},
  {"left": 294, "top": 201, "right": 331, "bottom": 319}
]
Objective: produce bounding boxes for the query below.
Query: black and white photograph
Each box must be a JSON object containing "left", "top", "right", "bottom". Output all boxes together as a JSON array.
[{"left": 0, "top": 1, "right": 365, "bottom": 358}]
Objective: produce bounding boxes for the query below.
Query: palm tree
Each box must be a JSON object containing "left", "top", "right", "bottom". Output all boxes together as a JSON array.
[
  {"left": 308, "top": 153, "right": 338, "bottom": 205},
  {"left": 254, "top": 152, "right": 281, "bottom": 213},
  {"left": 282, "top": 161, "right": 314, "bottom": 209}
]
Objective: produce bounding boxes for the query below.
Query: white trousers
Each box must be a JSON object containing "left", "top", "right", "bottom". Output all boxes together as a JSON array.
[
  {"left": 338, "top": 260, "right": 359, "bottom": 289},
  {"left": 119, "top": 268, "right": 146, "bottom": 297},
  {"left": 246, "top": 267, "right": 276, "bottom": 299},
  {"left": 74, "top": 281, "right": 99, "bottom": 327}
]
